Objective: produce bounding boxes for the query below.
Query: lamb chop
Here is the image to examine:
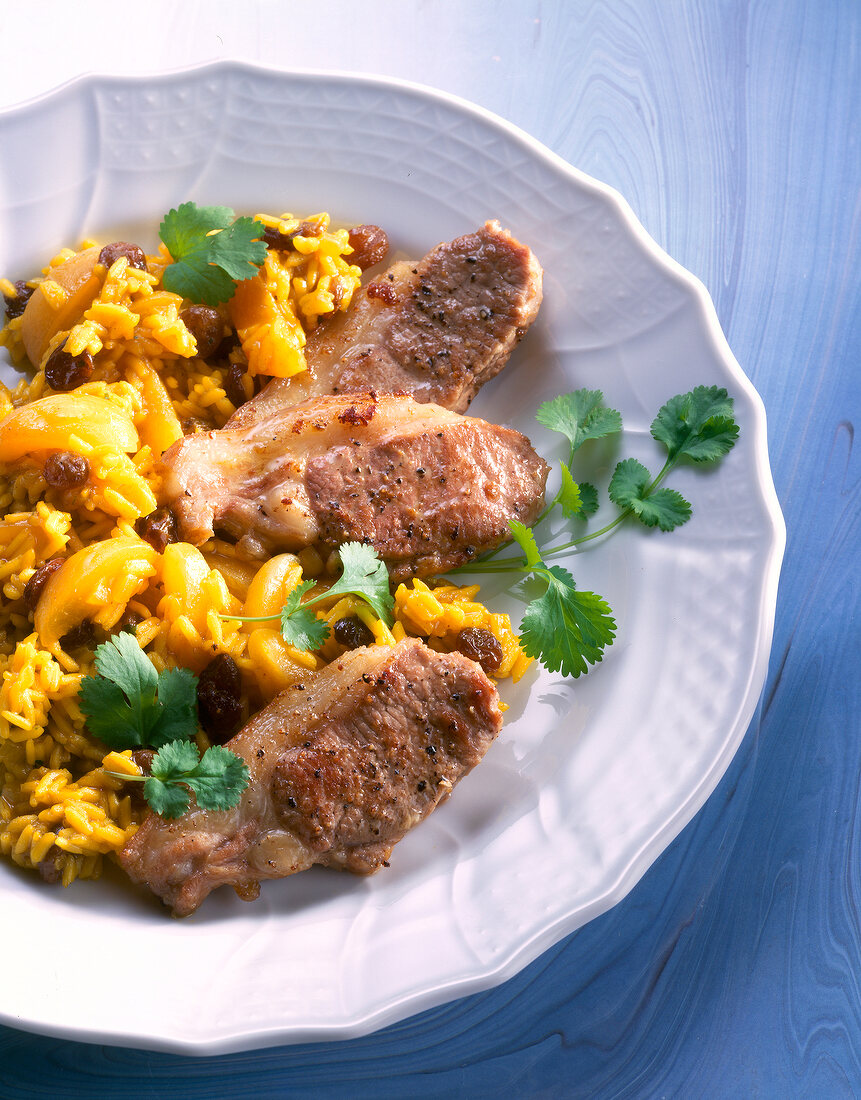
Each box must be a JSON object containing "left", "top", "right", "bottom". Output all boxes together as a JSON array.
[
  {"left": 119, "top": 638, "right": 503, "bottom": 916},
  {"left": 229, "top": 220, "right": 543, "bottom": 425},
  {"left": 162, "top": 391, "right": 549, "bottom": 577}
]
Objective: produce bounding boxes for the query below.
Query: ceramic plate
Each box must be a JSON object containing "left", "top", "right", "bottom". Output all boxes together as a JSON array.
[{"left": 0, "top": 64, "right": 784, "bottom": 1053}]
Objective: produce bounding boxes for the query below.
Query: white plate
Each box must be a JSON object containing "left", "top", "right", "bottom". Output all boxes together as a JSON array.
[{"left": 0, "top": 64, "right": 784, "bottom": 1053}]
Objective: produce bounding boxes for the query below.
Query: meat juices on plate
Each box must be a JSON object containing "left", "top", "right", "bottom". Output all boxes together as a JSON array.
[
  {"left": 161, "top": 391, "right": 549, "bottom": 575},
  {"left": 228, "top": 220, "right": 543, "bottom": 424},
  {"left": 120, "top": 639, "right": 503, "bottom": 916}
]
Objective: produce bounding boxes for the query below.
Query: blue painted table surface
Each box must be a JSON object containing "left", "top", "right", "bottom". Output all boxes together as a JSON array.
[{"left": 0, "top": 2, "right": 858, "bottom": 1096}]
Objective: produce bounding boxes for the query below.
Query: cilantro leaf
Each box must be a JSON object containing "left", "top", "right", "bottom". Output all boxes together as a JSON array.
[
  {"left": 207, "top": 218, "right": 270, "bottom": 280},
  {"left": 79, "top": 675, "right": 148, "bottom": 749},
  {"left": 609, "top": 457, "right": 692, "bottom": 531},
  {"left": 163, "top": 260, "right": 237, "bottom": 307},
  {"left": 536, "top": 389, "right": 622, "bottom": 456},
  {"left": 632, "top": 488, "right": 692, "bottom": 531},
  {"left": 608, "top": 457, "right": 653, "bottom": 510},
  {"left": 160, "top": 203, "right": 234, "bottom": 253},
  {"left": 146, "top": 667, "right": 199, "bottom": 749},
  {"left": 518, "top": 564, "right": 616, "bottom": 678},
  {"left": 144, "top": 740, "right": 250, "bottom": 819},
  {"left": 159, "top": 202, "right": 267, "bottom": 307},
  {"left": 577, "top": 482, "right": 599, "bottom": 517},
  {"left": 509, "top": 520, "right": 543, "bottom": 569},
  {"left": 183, "top": 745, "right": 251, "bottom": 812},
  {"left": 558, "top": 462, "right": 600, "bottom": 520},
  {"left": 651, "top": 385, "right": 739, "bottom": 463},
  {"left": 322, "top": 543, "right": 395, "bottom": 623},
  {"left": 79, "top": 633, "right": 198, "bottom": 750},
  {"left": 150, "top": 738, "right": 201, "bottom": 775},
  {"left": 144, "top": 739, "right": 200, "bottom": 818},
  {"left": 143, "top": 774, "right": 191, "bottom": 819},
  {"left": 92, "top": 629, "right": 157, "bottom": 700},
  {"left": 279, "top": 580, "right": 331, "bottom": 650}
]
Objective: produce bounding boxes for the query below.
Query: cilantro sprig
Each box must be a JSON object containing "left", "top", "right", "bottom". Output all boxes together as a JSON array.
[
  {"left": 454, "top": 384, "right": 739, "bottom": 677},
  {"left": 82, "top": 632, "right": 250, "bottom": 817},
  {"left": 508, "top": 522, "right": 617, "bottom": 677},
  {"left": 160, "top": 202, "right": 267, "bottom": 306},
  {"left": 116, "top": 741, "right": 251, "bottom": 819},
  {"left": 228, "top": 542, "right": 395, "bottom": 649}
]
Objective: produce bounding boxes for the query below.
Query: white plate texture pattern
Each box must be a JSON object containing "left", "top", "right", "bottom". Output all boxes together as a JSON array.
[{"left": 0, "top": 65, "right": 784, "bottom": 1053}]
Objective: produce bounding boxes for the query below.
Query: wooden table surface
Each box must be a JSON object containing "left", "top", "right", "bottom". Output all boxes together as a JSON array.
[{"left": 1, "top": 2, "right": 858, "bottom": 1095}]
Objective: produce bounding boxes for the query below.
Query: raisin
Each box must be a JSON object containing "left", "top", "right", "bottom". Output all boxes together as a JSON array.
[
  {"left": 2, "top": 280, "right": 34, "bottom": 321},
  {"left": 212, "top": 330, "right": 240, "bottom": 362},
  {"left": 61, "top": 619, "right": 95, "bottom": 650},
  {"left": 347, "top": 225, "right": 389, "bottom": 270},
  {"left": 332, "top": 616, "right": 375, "bottom": 649},
  {"left": 454, "top": 628, "right": 503, "bottom": 675},
  {"left": 44, "top": 451, "right": 89, "bottom": 488},
  {"left": 197, "top": 653, "right": 243, "bottom": 743},
  {"left": 44, "top": 343, "right": 94, "bottom": 391},
  {"left": 225, "top": 361, "right": 250, "bottom": 408},
  {"left": 37, "top": 859, "right": 61, "bottom": 884},
  {"left": 261, "top": 226, "right": 293, "bottom": 250},
  {"left": 130, "top": 748, "right": 155, "bottom": 775},
  {"left": 23, "top": 558, "right": 64, "bottom": 610},
  {"left": 262, "top": 219, "right": 324, "bottom": 251},
  {"left": 180, "top": 305, "right": 224, "bottom": 359},
  {"left": 98, "top": 242, "right": 147, "bottom": 271},
  {"left": 128, "top": 748, "right": 156, "bottom": 806},
  {"left": 135, "top": 506, "right": 178, "bottom": 553}
]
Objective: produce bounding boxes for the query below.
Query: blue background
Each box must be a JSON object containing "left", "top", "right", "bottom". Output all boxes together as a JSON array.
[{"left": 1, "top": 2, "right": 859, "bottom": 1095}]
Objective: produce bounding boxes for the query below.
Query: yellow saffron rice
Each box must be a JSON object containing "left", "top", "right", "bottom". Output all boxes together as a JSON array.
[{"left": 0, "top": 213, "right": 532, "bottom": 890}]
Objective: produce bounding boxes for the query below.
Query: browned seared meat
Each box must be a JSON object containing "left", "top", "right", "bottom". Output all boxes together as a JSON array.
[
  {"left": 119, "top": 639, "right": 503, "bottom": 916},
  {"left": 161, "top": 392, "right": 548, "bottom": 578},
  {"left": 228, "top": 221, "right": 542, "bottom": 425}
]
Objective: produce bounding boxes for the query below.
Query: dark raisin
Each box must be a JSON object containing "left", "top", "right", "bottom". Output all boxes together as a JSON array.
[
  {"left": 262, "top": 219, "right": 324, "bottom": 251},
  {"left": 98, "top": 241, "right": 147, "bottom": 271},
  {"left": 3, "top": 280, "right": 34, "bottom": 321},
  {"left": 44, "top": 451, "right": 89, "bottom": 489},
  {"left": 212, "top": 330, "right": 240, "bottom": 362},
  {"left": 454, "top": 628, "right": 503, "bottom": 675},
  {"left": 131, "top": 748, "right": 155, "bottom": 775},
  {"left": 225, "top": 361, "right": 250, "bottom": 408},
  {"left": 36, "top": 859, "right": 61, "bottom": 884},
  {"left": 347, "top": 225, "right": 389, "bottom": 270},
  {"left": 61, "top": 619, "right": 95, "bottom": 650},
  {"left": 332, "top": 616, "right": 375, "bottom": 650},
  {"left": 135, "top": 506, "right": 178, "bottom": 553},
  {"left": 261, "top": 226, "right": 295, "bottom": 250},
  {"left": 180, "top": 305, "right": 224, "bottom": 359},
  {"left": 44, "top": 343, "right": 94, "bottom": 391},
  {"left": 196, "top": 653, "right": 243, "bottom": 743},
  {"left": 128, "top": 748, "right": 156, "bottom": 805},
  {"left": 23, "top": 558, "right": 64, "bottom": 610}
]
